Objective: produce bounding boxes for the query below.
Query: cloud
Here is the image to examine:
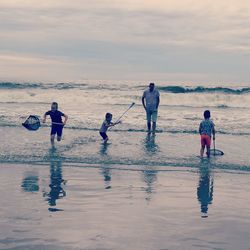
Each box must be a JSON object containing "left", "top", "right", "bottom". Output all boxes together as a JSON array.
[{"left": 0, "top": 0, "right": 250, "bottom": 82}]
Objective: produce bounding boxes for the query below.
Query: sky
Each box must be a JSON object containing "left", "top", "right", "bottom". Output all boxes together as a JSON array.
[{"left": 1, "top": 0, "right": 250, "bottom": 83}]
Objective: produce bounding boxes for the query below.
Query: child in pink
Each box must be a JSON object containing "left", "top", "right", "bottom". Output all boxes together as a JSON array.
[{"left": 199, "top": 110, "right": 215, "bottom": 158}]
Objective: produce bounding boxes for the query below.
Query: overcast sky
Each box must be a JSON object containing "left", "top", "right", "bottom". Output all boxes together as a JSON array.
[{"left": 1, "top": 0, "right": 250, "bottom": 83}]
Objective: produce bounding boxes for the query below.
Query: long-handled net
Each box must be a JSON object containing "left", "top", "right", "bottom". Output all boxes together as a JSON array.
[
  {"left": 114, "top": 102, "right": 135, "bottom": 123},
  {"left": 108, "top": 102, "right": 135, "bottom": 130},
  {"left": 210, "top": 140, "right": 224, "bottom": 156},
  {"left": 209, "top": 149, "right": 224, "bottom": 156}
]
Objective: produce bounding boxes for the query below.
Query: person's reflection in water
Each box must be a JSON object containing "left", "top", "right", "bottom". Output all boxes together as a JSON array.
[
  {"left": 99, "top": 143, "right": 112, "bottom": 189},
  {"left": 21, "top": 171, "right": 39, "bottom": 192},
  {"left": 43, "top": 148, "right": 66, "bottom": 210},
  {"left": 142, "top": 169, "right": 157, "bottom": 201},
  {"left": 144, "top": 133, "right": 159, "bottom": 155},
  {"left": 99, "top": 142, "right": 110, "bottom": 156},
  {"left": 101, "top": 166, "right": 112, "bottom": 189},
  {"left": 197, "top": 164, "right": 214, "bottom": 218},
  {"left": 142, "top": 133, "right": 159, "bottom": 201}
]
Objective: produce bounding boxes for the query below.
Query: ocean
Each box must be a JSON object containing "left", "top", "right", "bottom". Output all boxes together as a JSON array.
[
  {"left": 0, "top": 81, "right": 250, "bottom": 168},
  {"left": 0, "top": 81, "right": 250, "bottom": 249}
]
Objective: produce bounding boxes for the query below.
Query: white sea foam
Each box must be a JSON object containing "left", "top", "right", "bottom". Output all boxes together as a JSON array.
[{"left": 0, "top": 82, "right": 250, "bottom": 135}]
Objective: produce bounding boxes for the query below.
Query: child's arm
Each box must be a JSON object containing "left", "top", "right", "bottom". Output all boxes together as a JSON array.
[
  {"left": 107, "top": 121, "right": 122, "bottom": 128},
  {"left": 109, "top": 121, "right": 122, "bottom": 127},
  {"left": 212, "top": 124, "right": 216, "bottom": 140},
  {"left": 199, "top": 123, "right": 202, "bottom": 135},
  {"left": 63, "top": 114, "right": 68, "bottom": 125},
  {"left": 42, "top": 113, "right": 48, "bottom": 123}
]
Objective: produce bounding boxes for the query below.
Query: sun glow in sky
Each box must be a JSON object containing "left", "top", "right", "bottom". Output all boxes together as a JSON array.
[{"left": 1, "top": 0, "right": 250, "bottom": 83}]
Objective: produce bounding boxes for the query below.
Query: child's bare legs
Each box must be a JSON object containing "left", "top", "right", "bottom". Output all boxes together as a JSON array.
[
  {"left": 104, "top": 137, "right": 109, "bottom": 143},
  {"left": 50, "top": 134, "right": 55, "bottom": 147},
  {"left": 200, "top": 145, "right": 205, "bottom": 157},
  {"left": 100, "top": 132, "right": 108, "bottom": 143},
  {"left": 206, "top": 146, "right": 210, "bottom": 158},
  {"left": 50, "top": 135, "right": 61, "bottom": 145}
]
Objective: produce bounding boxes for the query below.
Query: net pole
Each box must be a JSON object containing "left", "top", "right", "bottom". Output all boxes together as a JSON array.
[
  {"left": 109, "top": 102, "right": 135, "bottom": 131},
  {"left": 114, "top": 102, "right": 135, "bottom": 123}
]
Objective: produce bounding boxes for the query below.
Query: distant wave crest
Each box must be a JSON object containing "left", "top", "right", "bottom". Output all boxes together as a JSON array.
[
  {"left": 157, "top": 86, "right": 250, "bottom": 94},
  {"left": 0, "top": 82, "right": 41, "bottom": 89},
  {"left": 0, "top": 82, "right": 84, "bottom": 90}
]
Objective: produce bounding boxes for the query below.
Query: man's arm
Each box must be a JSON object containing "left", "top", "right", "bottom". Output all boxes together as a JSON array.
[
  {"left": 156, "top": 96, "right": 160, "bottom": 110},
  {"left": 142, "top": 96, "right": 146, "bottom": 110}
]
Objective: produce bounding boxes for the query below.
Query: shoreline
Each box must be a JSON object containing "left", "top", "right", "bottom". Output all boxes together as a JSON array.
[
  {"left": 1, "top": 160, "right": 250, "bottom": 175},
  {"left": 1, "top": 127, "right": 250, "bottom": 170}
]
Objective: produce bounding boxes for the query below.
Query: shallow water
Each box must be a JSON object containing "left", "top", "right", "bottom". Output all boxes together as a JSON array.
[{"left": 0, "top": 127, "right": 249, "bottom": 171}]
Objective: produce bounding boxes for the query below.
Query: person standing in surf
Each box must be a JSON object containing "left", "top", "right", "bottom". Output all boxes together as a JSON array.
[
  {"left": 43, "top": 102, "right": 68, "bottom": 147},
  {"left": 199, "top": 110, "right": 215, "bottom": 158},
  {"left": 142, "top": 82, "right": 160, "bottom": 133}
]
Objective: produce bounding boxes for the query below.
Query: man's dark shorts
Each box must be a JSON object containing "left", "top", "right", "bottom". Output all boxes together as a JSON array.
[{"left": 51, "top": 124, "right": 63, "bottom": 137}]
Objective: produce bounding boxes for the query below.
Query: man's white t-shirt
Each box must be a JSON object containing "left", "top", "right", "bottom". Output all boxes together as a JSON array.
[{"left": 142, "top": 89, "right": 160, "bottom": 112}]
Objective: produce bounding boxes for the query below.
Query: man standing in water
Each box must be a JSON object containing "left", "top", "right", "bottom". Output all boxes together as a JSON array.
[{"left": 142, "top": 82, "right": 160, "bottom": 133}]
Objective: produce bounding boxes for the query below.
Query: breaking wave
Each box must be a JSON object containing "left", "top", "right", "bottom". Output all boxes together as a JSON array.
[
  {"left": 1, "top": 81, "right": 250, "bottom": 95},
  {"left": 157, "top": 86, "right": 250, "bottom": 95}
]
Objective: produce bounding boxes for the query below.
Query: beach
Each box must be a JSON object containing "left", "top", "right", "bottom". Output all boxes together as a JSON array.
[
  {"left": 2, "top": 0, "right": 250, "bottom": 248},
  {"left": 0, "top": 81, "right": 250, "bottom": 249}
]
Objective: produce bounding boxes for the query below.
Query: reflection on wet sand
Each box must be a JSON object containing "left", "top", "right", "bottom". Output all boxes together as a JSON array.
[
  {"left": 197, "top": 164, "right": 214, "bottom": 218},
  {"left": 101, "top": 166, "right": 112, "bottom": 189},
  {"left": 143, "top": 133, "right": 159, "bottom": 155},
  {"left": 142, "top": 169, "right": 157, "bottom": 201},
  {"left": 99, "top": 143, "right": 112, "bottom": 189},
  {"left": 142, "top": 133, "right": 159, "bottom": 201},
  {"left": 43, "top": 148, "right": 66, "bottom": 211},
  {"left": 21, "top": 172, "right": 39, "bottom": 193},
  {"left": 99, "top": 142, "right": 110, "bottom": 156}
]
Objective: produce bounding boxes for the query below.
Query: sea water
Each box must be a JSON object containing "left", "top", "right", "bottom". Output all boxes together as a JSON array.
[
  {"left": 0, "top": 81, "right": 250, "bottom": 168},
  {"left": 0, "top": 81, "right": 250, "bottom": 249}
]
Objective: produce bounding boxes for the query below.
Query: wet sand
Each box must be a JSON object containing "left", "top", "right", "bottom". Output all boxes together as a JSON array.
[{"left": 0, "top": 162, "right": 250, "bottom": 250}]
